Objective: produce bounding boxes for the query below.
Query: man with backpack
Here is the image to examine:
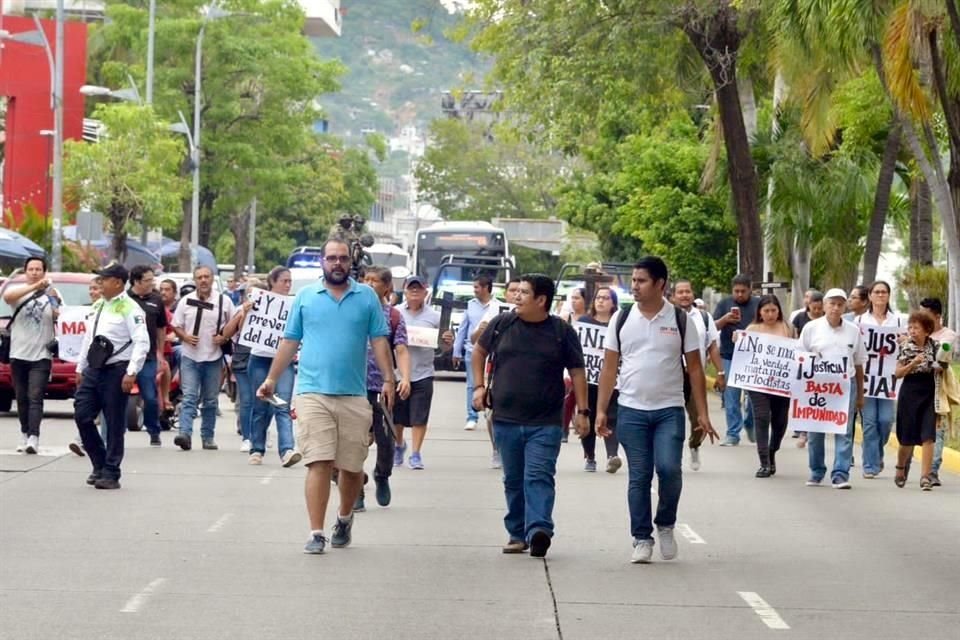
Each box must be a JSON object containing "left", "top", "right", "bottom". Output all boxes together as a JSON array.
[
  {"left": 596, "top": 257, "right": 717, "bottom": 564},
  {"left": 472, "top": 274, "right": 589, "bottom": 558}
]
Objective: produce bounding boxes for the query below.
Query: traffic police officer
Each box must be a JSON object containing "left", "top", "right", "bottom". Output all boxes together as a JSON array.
[{"left": 75, "top": 263, "right": 150, "bottom": 489}]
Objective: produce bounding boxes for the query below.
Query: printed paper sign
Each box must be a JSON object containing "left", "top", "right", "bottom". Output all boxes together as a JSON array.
[
  {"left": 860, "top": 325, "right": 904, "bottom": 399},
  {"left": 788, "top": 352, "right": 851, "bottom": 434},
  {"left": 238, "top": 289, "right": 294, "bottom": 355},
  {"left": 728, "top": 332, "right": 799, "bottom": 397},
  {"left": 406, "top": 325, "right": 439, "bottom": 349},
  {"left": 574, "top": 321, "right": 606, "bottom": 385},
  {"left": 56, "top": 306, "right": 93, "bottom": 363}
]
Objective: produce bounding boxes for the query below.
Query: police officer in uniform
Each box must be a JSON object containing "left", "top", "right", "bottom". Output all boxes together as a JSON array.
[{"left": 74, "top": 264, "right": 150, "bottom": 490}]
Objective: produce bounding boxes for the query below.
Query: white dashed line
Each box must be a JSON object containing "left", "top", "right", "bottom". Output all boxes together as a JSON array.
[
  {"left": 676, "top": 523, "right": 706, "bottom": 544},
  {"left": 260, "top": 470, "right": 280, "bottom": 485},
  {"left": 737, "top": 591, "right": 790, "bottom": 630},
  {"left": 121, "top": 578, "right": 166, "bottom": 613},
  {"left": 206, "top": 513, "right": 233, "bottom": 533}
]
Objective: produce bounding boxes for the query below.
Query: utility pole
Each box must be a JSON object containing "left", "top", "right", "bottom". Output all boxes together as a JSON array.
[{"left": 50, "top": 0, "right": 65, "bottom": 271}]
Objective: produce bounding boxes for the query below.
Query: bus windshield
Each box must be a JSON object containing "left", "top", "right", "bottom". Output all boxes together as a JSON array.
[{"left": 415, "top": 230, "right": 507, "bottom": 285}]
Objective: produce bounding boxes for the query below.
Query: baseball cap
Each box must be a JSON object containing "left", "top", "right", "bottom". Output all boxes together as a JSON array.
[
  {"left": 97, "top": 263, "right": 129, "bottom": 282},
  {"left": 404, "top": 275, "right": 427, "bottom": 288},
  {"left": 824, "top": 288, "right": 847, "bottom": 300}
]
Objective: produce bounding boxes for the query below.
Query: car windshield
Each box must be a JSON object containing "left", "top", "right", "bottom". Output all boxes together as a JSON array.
[{"left": 0, "top": 282, "right": 94, "bottom": 316}]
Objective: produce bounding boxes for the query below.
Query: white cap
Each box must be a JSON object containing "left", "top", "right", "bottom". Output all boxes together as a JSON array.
[
  {"left": 824, "top": 288, "right": 847, "bottom": 300},
  {"left": 694, "top": 298, "right": 705, "bottom": 306}
]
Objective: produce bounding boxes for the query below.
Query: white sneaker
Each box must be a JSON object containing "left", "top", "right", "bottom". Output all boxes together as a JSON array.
[
  {"left": 690, "top": 447, "right": 701, "bottom": 471},
  {"left": 631, "top": 539, "right": 654, "bottom": 564},
  {"left": 15, "top": 433, "right": 28, "bottom": 453},
  {"left": 281, "top": 450, "right": 303, "bottom": 468},
  {"left": 24, "top": 435, "right": 39, "bottom": 455},
  {"left": 491, "top": 451, "right": 502, "bottom": 469},
  {"left": 248, "top": 453, "right": 263, "bottom": 465},
  {"left": 464, "top": 420, "right": 477, "bottom": 431},
  {"left": 240, "top": 439, "right": 251, "bottom": 453},
  {"left": 657, "top": 526, "right": 678, "bottom": 560},
  {"left": 68, "top": 438, "right": 85, "bottom": 457}
]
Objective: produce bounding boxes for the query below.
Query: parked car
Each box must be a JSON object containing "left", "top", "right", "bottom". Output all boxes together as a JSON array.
[{"left": 0, "top": 272, "right": 96, "bottom": 412}]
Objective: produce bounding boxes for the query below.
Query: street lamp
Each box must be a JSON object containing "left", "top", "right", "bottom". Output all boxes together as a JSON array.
[{"left": 79, "top": 83, "right": 142, "bottom": 104}]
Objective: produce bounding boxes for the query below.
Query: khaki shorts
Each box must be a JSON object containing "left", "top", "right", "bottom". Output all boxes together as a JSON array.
[{"left": 295, "top": 394, "right": 372, "bottom": 472}]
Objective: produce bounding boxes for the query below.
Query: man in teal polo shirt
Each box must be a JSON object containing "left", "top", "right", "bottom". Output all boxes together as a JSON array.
[{"left": 258, "top": 238, "right": 395, "bottom": 555}]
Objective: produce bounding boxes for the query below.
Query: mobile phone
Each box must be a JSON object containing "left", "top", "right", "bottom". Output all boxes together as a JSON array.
[{"left": 266, "top": 394, "right": 288, "bottom": 408}]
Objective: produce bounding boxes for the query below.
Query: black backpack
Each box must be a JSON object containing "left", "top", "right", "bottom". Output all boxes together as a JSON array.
[{"left": 615, "top": 304, "right": 691, "bottom": 403}]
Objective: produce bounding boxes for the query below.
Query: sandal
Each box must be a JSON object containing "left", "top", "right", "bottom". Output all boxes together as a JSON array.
[
  {"left": 894, "top": 466, "right": 907, "bottom": 488},
  {"left": 920, "top": 475, "right": 933, "bottom": 491}
]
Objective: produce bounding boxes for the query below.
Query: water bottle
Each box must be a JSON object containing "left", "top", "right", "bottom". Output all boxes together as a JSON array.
[{"left": 937, "top": 342, "right": 952, "bottom": 364}]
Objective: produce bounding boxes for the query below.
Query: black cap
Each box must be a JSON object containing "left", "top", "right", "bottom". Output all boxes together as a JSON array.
[
  {"left": 97, "top": 263, "right": 129, "bottom": 282},
  {"left": 404, "top": 275, "right": 427, "bottom": 288}
]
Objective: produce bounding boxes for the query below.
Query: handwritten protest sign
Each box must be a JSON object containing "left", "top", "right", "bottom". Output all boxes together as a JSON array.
[
  {"left": 788, "top": 352, "right": 851, "bottom": 434},
  {"left": 728, "top": 332, "right": 798, "bottom": 397},
  {"left": 406, "top": 325, "right": 439, "bottom": 349},
  {"left": 860, "top": 325, "right": 904, "bottom": 399},
  {"left": 573, "top": 321, "right": 606, "bottom": 384},
  {"left": 56, "top": 306, "right": 92, "bottom": 363},
  {"left": 238, "top": 289, "right": 294, "bottom": 355}
]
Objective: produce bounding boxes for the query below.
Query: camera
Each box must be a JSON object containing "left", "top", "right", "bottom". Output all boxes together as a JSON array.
[{"left": 333, "top": 214, "right": 375, "bottom": 278}]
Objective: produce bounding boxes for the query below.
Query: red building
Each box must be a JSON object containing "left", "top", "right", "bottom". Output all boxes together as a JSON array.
[{"left": 0, "top": 14, "right": 87, "bottom": 225}]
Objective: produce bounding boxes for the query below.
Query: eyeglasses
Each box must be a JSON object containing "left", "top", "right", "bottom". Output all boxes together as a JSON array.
[
  {"left": 594, "top": 295, "right": 612, "bottom": 300},
  {"left": 324, "top": 255, "right": 351, "bottom": 264}
]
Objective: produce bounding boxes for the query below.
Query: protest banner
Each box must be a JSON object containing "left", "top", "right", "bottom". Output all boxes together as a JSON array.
[
  {"left": 56, "top": 306, "right": 93, "bottom": 363},
  {"left": 788, "top": 352, "right": 851, "bottom": 434},
  {"left": 238, "top": 289, "right": 294, "bottom": 355},
  {"left": 728, "top": 332, "right": 798, "bottom": 397},
  {"left": 573, "top": 321, "right": 606, "bottom": 384},
  {"left": 859, "top": 325, "right": 904, "bottom": 399},
  {"left": 406, "top": 325, "right": 439, "bottom": 349}
]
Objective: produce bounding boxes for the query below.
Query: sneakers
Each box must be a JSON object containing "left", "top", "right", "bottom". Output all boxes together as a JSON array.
[
  {"left": 281, "top": 450, "right": 303, "bottom": 468},
  {"left": 491, "top": 450, "right": 502, "bottom": 469},
  {"left": 149, "top": 433, "right": 161, "bottom": 447},
  {"left": 502, "top": 539, "right": 529, "bottom": 554},
  {"left": 202, "top": 439, "right": 219, "bottom": 450},
  {"left": 862, "top": 472, "right": 877, "bottom": 479},
  {"left": 248, "top": 452, "right": 263, "bottom": 465},
  {"left": 529, "top": 529, "right": 551, "bottom": 558},
  {"left": 353, "top": 493, "right": 366, "bottom": 513},
  {"left": 689, "top": 448, "right": 701, "bottom": 471},
  {"left": 24, "top": 435, "right": 39, "bottom": 454},
  {"left": 631, "top": 539, "right": 654, "bottom": 564},
  {"left": 393, "top": 442, "right": 406, "bottom": 467},
  {"left": 331, "top": 514, "right": 354, "bottom": 548},
  {"left": 408, "top": 452, "right": 424, "bottom": 470},
  {"left": 69, "top": 438, "right": 85, "bottom": 456},
  {"left": 719, "top": 437, "right": 739, "bottom": 447},
  {"left": 240, "top": 439, "right": 251, "bottom": 453},
  {"left": 584, "top": 459, "right": 597, "bottom": 472},
  {"left": 174, "top": 433, "right": 192, "bottom": 450},
  {"left": 657, "top": 526, "right": 678, "bottom": 560},
  {"left": 805, "top": 476, "right": 824, "bottom": 487},
  {"left": 15, "top": 433, "right": 27, "bottom": 453},
  {"left": 375, "top": 478, "right": 391, "bottom": 507},
  {"left": 930, "top": 472, "right": 942, "bottom": 487},
  {"left": 832, "top": 478, "right": 852, "bottom": 490},
  {"left": 304, "top": 533, "right": 327, "bottom": 554},
  {"left": 464, "top": 419, "right": 477, "bottom": 431},
  {"left": 94, "top": 477, "right": 121, "bottom": 490}
]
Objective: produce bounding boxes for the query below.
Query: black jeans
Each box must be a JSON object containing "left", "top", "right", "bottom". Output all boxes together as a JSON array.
[
  {"left": 581, "top": 386, "right": 620, "bottom": 461},
  {"left": 367, "top": 390, "right": 395, "bottom": 481},
  {"left": 747, "top": 390, "right": 789, "bottom": 467},
  {"left": 75, "top": 363, "right": 129, "bottom": 480},
  {"left": 11, "top": 359, "right": 51, "bottom": 437}
]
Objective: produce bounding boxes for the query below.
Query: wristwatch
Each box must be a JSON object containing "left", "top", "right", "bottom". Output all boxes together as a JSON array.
[
  {"left": 716, "top": 371, "right": 725, "bottom": 376},
  {"left": 577, "top": 409, "right": 591, "bottom": 417}
]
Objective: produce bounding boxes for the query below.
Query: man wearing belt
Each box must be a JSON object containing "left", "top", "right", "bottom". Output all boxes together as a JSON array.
[{"left": 74, "top": 264, "right": 150, "bottom": 490}]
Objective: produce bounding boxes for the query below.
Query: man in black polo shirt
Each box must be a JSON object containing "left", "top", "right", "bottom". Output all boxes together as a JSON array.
[{"left": 128, "top": 265, "right": 168, "bottom": 446}]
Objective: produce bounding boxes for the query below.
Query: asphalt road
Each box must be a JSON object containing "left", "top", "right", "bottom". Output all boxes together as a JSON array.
[{"left": 0, "top": 381, "right": 957, "bottom": 640}]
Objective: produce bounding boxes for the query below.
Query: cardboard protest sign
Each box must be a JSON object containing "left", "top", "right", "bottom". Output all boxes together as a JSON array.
[
  {"left": 238, "top": 289, "right": 294, "bottom": 355},
  {"left": 406, "top": 325, "right": 439, "bottom": 349},
  {"left": 860, "top": 325, "right": 904, "bottom": 399},
  {"left": 56, "top": 306, "right": 93, "bottom": 363},
  {"left": 728, "top": 332, "right": 798, "bottom": 397},
  {"left": 788, "top": 352, "right": 852, "bottom": 434},
  {"left": 573, "top": 321, "right": 606, "bottom": 385}
]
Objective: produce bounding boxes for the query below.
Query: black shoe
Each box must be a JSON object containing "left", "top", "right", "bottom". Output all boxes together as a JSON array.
[
  {"left": 353, "top": 492, "right": 366, "bottom": 513},
  {"left": 174, "top": 433, "right": 191, "bottom": 450},
  {"left": 202, "top": 439, "right": 218, "bottom": 450},
  {"left": 94, "top": 477, "right": 121, "bottom": 490},
  {"left": 529, "top": 529, "right": 551, "bottom": 558},
  {"left": 375, "top": 477, "right": 391, "bottom": 507},
  {"left": 755, "top": 467, "right": 772, "bottom": 478},
  {"left": 331, "top": 515, "right": 354, "bottom": 548},
  {"left": 769, "top": 463, "right": 777, "bottom": 476},
  {"left": 86, "top": 471, "right": 102, "bottom": 486},
  {"left": 930, "top": 472, "right": 942, "bottom": 487},
  {"left": 149, "top": 433, "right": 161, "bottom": 447}
]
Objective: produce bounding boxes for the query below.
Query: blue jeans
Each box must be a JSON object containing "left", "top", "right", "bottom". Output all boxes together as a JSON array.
[
  {"left": 617, "top": 406, "right": 685, "bottom": 542},
  {"left": 137, "top": 358, "right": 160, "bottom": 436},
  {"left": 933, "top": 426, "right": 946, "bottom": 474},
  {"left": 807, "top": 383, "right": 858, "bottom": 482},
  {"left": 248, "top": 355, "right": 295, "bottom": 457},
  {"left": 179, "top": 356, "right": 222, "bottom": 441},
  {"left": 861, "top": 397, "right": 895, "bottom": 474},
  {"left": 722, "top": 358, "right": 754, "bottom": 441},
  {"left": 493, "top": 423, "right": 562, "bottom": 543},
  {"left": 233, "top": 367, "right": 255, "bottom": 444},
  {"left": 464, "top": 352, "right": 478, "bottom": 422}
]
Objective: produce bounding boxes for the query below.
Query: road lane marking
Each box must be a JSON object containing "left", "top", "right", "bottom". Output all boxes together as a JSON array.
[
  {"left": 121, "top": 578, "right": 166, "bottom": 613},
  {"left": 206, "top": 513, "right": 233, "bottom": 533},
  {"left": 260, "top": 470, "right": 280, "bottom": 485},
  {"left": 737, "top": 591, "right": 790, "bottom": 630},
  {"left": 677, "top": 523, "right": 706, "bottom": 544}
]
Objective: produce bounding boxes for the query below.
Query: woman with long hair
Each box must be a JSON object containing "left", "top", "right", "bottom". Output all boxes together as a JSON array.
[
  {"left": 562, "top": 287, "right": 587, "bottom": 324},
  {"left": 739, "top": 295, "right": 794, "bottom": 477}
]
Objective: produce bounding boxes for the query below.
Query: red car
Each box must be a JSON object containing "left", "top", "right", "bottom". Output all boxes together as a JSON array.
[{"left": 0, "top": 272, "right": 96, "bottom": 412}]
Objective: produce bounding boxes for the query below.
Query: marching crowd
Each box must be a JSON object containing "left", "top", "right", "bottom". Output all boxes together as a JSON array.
[{"left": 2, "top": 246, "right": 958, "bottom": 563}]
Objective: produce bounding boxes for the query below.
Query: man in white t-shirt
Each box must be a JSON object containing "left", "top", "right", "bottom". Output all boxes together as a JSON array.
[
  {"left": 798, "top": 288, "right": 867, "bottom": 489},
  {"left": 171, "top": 265, "right": 235, "bottom": 451},
  {"left": 920, "top": 297, "right": 957, "bottom": 486},
  {"left": 596, "top": 257, "right": 717, "bottom": 565}
]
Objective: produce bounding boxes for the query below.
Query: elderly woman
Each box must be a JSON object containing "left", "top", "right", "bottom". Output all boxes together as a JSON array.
[{"left": 893, "top": 311, "right": 939, "bottom": 490}]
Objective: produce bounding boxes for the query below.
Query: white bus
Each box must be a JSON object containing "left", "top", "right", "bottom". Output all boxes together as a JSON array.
[{"left": 412, "top": 221, "right": 511, "bottom": 288}]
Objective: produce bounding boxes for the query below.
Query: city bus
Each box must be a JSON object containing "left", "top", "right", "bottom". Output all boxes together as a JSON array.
[{"left": 412, "top": 221, "right": 511, "bottom": 287}]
